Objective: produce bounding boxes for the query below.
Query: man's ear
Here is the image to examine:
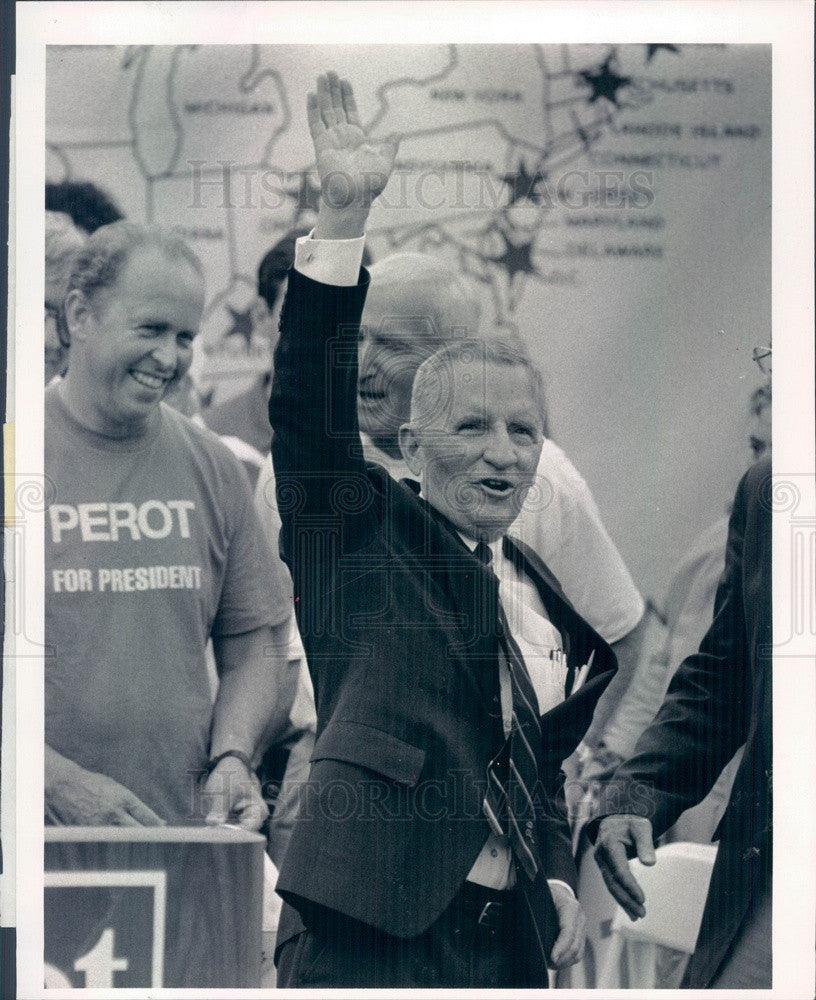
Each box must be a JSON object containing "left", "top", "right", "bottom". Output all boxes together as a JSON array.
[
  {"left": 63, "top": 289, "right": 92, "bottom": 343},
  {"left": 398, "top": 423, "right": 423, "bottom": 477}
]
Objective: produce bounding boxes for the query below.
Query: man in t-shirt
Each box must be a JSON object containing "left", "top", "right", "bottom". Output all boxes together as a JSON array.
[{"left": 44, "top": 221, "right": 297, "bottom": 828}]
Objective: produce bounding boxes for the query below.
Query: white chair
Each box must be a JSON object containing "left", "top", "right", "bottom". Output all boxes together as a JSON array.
[{"left": 597, "top": 841, "right": 718, "bottom": 989}]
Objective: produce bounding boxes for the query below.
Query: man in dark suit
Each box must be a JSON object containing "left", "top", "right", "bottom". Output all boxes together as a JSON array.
[
  {"left": 592, "top": 451, "right": 772, "bottom": 988},
  {"left": 268, "top": 72, "right": 617, "bottom": 988}
]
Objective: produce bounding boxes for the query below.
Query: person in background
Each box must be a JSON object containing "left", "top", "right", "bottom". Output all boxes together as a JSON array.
[
  {"left": 45, "top": 180, "right": 122, "bottom": 384},
  {"left": 575, "top": 378, "right": 772, "bottom": 829},
  {"left": 557, "top": 373, "right": 771, "bottom": 989},
  {"left": 46, "top": 180, "right": 123, "bottom": 234},
  {"left": 45, "top": 210, "right": 85, "bottom": 384},
  {"left": 197, "top": 232, "right": 304, "bottom": 481},
  {"left": 748, "top": 380, "right": 772, "bottom": 461},
  {"left": 45, "top": 221, "right": 298, "bottom": 829},
  {"left": 590, "top": 350, "right": 773, "bottom": 989}
]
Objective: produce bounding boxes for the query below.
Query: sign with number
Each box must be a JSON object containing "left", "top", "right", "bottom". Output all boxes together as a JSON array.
[{"left": 44, "top": 870, "right": 166, "bottom": 988}]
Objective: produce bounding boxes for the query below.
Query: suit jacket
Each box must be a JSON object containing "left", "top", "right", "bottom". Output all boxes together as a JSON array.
[
  {"left": 593, "top": 456, "right": 771, "bottom": 987},
  {"left": 269, "top": 266, "right": 617, "bottom": 942}
]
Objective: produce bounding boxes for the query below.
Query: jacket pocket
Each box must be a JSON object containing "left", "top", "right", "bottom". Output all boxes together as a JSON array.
[{"left": 310, "top": 720, "right": 425, "bottom": 787}]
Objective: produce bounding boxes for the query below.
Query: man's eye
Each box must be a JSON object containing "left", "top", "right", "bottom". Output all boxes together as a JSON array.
[
  {"left": 510, "top": 424, "right": 535, "bottom": 439},
  {"left": 457, "top": 421, "right": 484, "bottom": 434},
  {"left": 178, "top": 332, "right": 195, "bottom": 345}
]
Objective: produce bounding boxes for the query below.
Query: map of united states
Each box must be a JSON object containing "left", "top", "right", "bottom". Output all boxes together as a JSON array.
[{"left": 46, "top": 42, "right": 761, "bottom": 366}]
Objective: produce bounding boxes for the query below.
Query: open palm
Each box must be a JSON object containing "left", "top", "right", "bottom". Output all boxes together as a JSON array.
[{"left": 308, "top": 71, "right": 399, "bottom": 210}]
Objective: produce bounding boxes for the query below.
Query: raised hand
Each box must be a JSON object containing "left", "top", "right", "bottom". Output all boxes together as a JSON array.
[{"left": 307, "top": 71, "right": 400, "bottom": 238}]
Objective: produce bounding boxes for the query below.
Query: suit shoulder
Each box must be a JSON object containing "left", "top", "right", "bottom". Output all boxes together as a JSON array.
[
  {"left": 737, "top": 456, "right": 772, "bottom": 516},
  {"left": 743, "top": 454, "right": 771, "bottom": 491}
]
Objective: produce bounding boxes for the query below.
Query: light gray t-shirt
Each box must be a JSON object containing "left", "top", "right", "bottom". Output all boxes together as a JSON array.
[{"left": 45, "top": 387, "right": 291, "bottom": 821}]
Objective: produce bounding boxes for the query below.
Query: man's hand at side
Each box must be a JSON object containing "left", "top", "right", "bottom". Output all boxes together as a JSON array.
[
  {"left": 594, "top": 814, "right": 656, "bottom": 920},
  {"left": 202, "top": 755, "right": 269, "bottom": 831},
  {"left": 548, "top": 883, "right": 586, "bottom": 969},
  {"left": 45, "top": 744, "right": 164, "bottom": 826},
  {"left": 308, "top": 71, "right": 400, "bottom": 240},
  {"left": 207, "top": 621, "right": 296, "bottom": 831}
]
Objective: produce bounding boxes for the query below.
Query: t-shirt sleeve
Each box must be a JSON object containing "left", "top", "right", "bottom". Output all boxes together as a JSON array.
[
  {"left": 253, "top": 452, "right": 283, "bottom": 554},
  {"left": 211, "top": 455, "right": 293, "bottom": 637}
]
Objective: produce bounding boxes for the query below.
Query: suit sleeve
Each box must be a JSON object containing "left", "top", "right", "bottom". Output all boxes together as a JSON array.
[
  {"left": 540, "top": 770, "right": 578, "bottom": 890},
  {"left": 269, "top": 267, "right": 374, "bottom": 568},
  {"left": 592, "top": 464, "right": 755, "bottom": 838}
]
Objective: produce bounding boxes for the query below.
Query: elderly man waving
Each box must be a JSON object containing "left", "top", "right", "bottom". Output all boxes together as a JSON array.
[{"left": 269, "top": 72, "right": 618, "bottom": 989}]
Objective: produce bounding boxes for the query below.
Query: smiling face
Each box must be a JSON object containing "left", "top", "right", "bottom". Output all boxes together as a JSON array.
[
  {"left": 400, "top": 359, "right": 545, "bottom": 540},
  {"left": 357, "top": 294, "right": 443, "bottom": 444},
  {"left": 67, "top": 246, "right": 205, "bottom": 436}
]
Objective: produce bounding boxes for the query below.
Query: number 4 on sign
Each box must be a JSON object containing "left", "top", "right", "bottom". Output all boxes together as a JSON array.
[{"left": 74, "top": 928, "right": 129, "bottom": 987}]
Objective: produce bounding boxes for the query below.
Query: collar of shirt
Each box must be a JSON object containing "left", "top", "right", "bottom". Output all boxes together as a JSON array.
[{"left": 455, "top": 532, "right": 536, "bottom": 610}]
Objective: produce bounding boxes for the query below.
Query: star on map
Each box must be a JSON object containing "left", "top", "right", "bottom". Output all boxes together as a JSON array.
[
  {"left": 491, "top": 232, "right": 538, "bottom": 280},
  {"left": 287, "top": 171, "right": 322, "bottom": 218},
  {"left": 578, "top": 56, "right": 632, "bottom": 107},
  {"left": 645, "top": 44, "right": 680, "bottom": 63},
  {"left": 500, "top": 161, "right": 548, "bottom": 206},
  {"left": 225, "top": 304, "right": 255, "bottom": 345}
]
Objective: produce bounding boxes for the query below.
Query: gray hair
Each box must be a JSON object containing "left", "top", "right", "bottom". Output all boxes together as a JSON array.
[
  {"left": 364, "top": 252, "right": 481, "bottom": 343},
  {"left": 46, "top": 211, "right": 86, "bottom": 286},
  {"left": 67, "top": 221, "right": 203, "bottom": 307},
  {"left": 410, "top": 338, "right": 548, "bottom": 435}
]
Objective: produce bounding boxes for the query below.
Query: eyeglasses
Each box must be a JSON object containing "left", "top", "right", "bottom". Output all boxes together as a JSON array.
[{"left": 752, "top": 346, "right": 772, "bottom": 377}]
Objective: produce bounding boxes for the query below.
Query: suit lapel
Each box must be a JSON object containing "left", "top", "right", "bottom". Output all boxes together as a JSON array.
[
  {"left": 377, "top": 476, "right": 616, "bottom": 757},
  {"left": 504, "top": 535, "right": 613, "bottom": 685},
  {"left": 388, "top": 481, "right": 613, "bottom": 685}
]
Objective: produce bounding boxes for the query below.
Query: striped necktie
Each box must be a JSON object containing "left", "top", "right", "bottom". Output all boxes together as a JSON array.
[{"left": 474, "top": 540, "right": 543, "bottom": 881}]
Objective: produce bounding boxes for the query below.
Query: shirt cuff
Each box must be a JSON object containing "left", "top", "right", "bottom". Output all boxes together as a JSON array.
[
  {"left": 547, "top": 878, "right": 576, "bottom": 900},
  {"left": 294, "top": 230, "right": 365, "bottom": 287}
]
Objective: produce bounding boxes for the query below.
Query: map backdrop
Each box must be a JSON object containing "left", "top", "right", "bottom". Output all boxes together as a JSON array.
[{"left": 45, "top": 43, "right": 771, "bottom": 601}]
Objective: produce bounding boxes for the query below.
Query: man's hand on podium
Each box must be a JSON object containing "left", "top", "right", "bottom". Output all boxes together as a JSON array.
[
  {"left": 45, "top": 744, "right": 165, "bottom": 826},
  {"left": 202, "top": 755, "right": 269, "bottom": 831}
]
